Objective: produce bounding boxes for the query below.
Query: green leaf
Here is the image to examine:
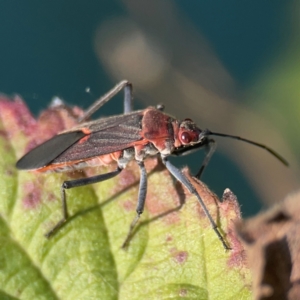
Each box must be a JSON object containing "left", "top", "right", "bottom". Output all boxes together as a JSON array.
[{"left": 0, "top": 96, "right": 252, "bottom": 299}]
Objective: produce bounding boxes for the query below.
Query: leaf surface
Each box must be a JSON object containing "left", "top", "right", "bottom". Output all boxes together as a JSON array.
[{"left": 0, "top": 96, "right": 252, "bottom": 299}]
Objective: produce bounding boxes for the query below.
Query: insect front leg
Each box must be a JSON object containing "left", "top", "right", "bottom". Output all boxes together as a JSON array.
[
  {"left": 171, "top": 138, "right": 216, "bottom": 179},
  {"left": 45, "top": 167, "right": 123, "bottom": 238},
  {"left": 161, "top": 156, "right": 230, "bottom": 250},
  {"left": 122, "top": 161, "right": 147, "bottom": 248},
  {"left": 78, "top": 80, "right": 133, "bottom": 123},
  {"left": 195, "top": 139, "right": 216, "bottom": 179}
]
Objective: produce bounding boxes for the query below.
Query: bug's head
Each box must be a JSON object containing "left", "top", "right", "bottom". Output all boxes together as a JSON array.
[
  {"left": 177, "top": 118, "right": 289, "bottom": 167},
  {"left": 178, "top": 118, "right": 206, "bottom": 146}
]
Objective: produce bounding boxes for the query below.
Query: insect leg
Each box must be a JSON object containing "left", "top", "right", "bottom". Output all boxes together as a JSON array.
[
  {"left": 45, "top": 167, "right": 123, "bottom": 238},
  {"left": 122, "top": 161, "right": 147, "bottom": 248},
  {"left": 78, "top": 80, "right": 133, "bottom": 122},
  {"left": 123, "top": 82, "right": 133, "bottom": 114},
  {"left": 195, "top": 139, "right": 217, "bottom": 179},
  {"left": 161, "top": 156, "right": 230, "bottom": 250},
  {"left": 156, "top": 104, "right": 165, "bottom": 111}
]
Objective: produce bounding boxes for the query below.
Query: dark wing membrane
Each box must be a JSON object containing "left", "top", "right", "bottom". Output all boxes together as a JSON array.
[
  {"left": 51, "top": 112, "right": 144, "bottom": 164},
  {"left": 16, "top": 131, "right": 86, "bottom": 170},
  {"left": 85, "top": 110, "right": 143, "bottom": 132}
]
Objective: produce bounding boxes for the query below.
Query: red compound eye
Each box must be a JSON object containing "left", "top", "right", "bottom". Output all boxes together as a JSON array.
[{"left": 181, "top": 132, "right": 192, "bottom": 144}]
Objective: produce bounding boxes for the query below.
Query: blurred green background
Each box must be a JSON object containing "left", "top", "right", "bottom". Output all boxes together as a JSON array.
[{"left": 0, "top": 1, "right": 298, "bottom": 217}]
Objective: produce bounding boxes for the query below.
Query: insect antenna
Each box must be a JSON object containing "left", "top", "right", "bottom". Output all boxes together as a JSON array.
[{"left": 201, "top": 129, "right": 289, "bottom": 166}]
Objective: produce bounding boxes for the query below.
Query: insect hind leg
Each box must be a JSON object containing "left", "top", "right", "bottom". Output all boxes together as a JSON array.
[
  {"left": 123, "top": 82, "right": 133, "bottom": 114},
  {"left": 156, "top": 104, "right": 165, "bottom": 111},
  {"left": 78, "top": 80, "right": 133, "bottom": 123},
  {"left": 45, "top": 167, "right": 123, "bottom": 238}
]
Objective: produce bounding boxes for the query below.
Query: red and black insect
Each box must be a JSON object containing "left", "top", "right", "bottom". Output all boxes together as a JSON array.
[{"left": 16, "top": 80, "right": 288, "bottom": 249}]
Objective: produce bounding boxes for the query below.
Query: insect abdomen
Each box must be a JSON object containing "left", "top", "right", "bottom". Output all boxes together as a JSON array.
[{"left": 35, "top": 151, "right": 123, "bottom": 173}]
